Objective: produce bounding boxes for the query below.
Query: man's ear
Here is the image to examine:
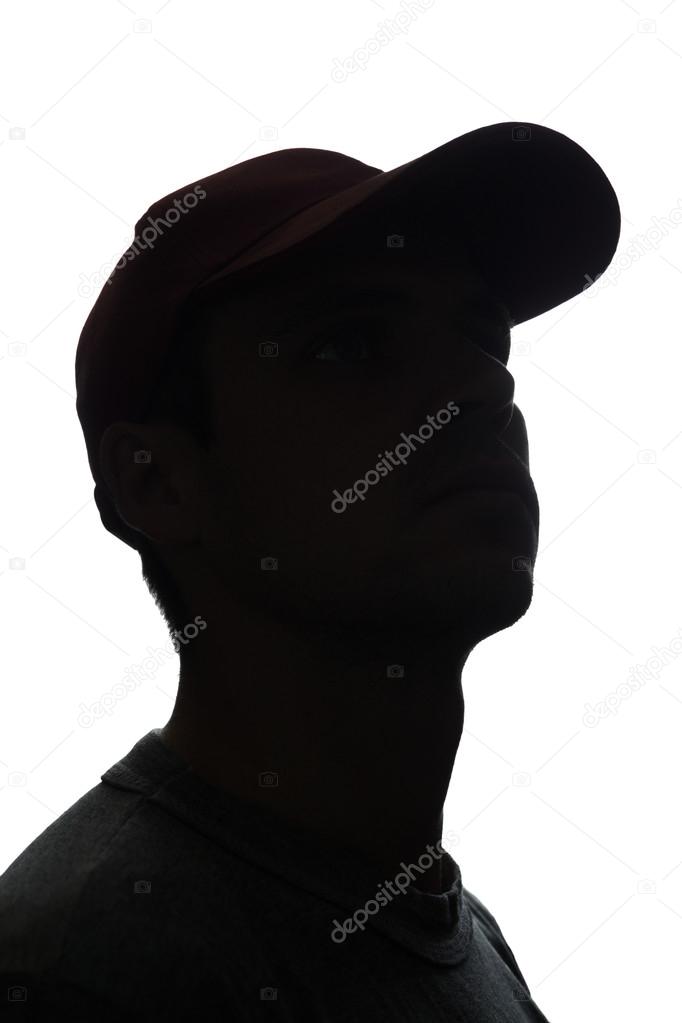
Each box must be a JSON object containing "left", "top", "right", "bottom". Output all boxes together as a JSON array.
[{"left": 98, "top": 421, "right": 203, "bottom": 544}]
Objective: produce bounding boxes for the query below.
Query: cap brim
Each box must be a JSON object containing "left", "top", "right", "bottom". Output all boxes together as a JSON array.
[{"left": 196, "top": 121, "right": 621, "bottom": 326}]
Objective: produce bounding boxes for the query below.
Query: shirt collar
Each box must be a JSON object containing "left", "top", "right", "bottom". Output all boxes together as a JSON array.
[{"left": 101, "top": 728, "right": 473, "bottom": 966}]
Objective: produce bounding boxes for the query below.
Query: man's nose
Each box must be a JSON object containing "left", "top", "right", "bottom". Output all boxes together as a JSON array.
[
  {"left": 440, "top": 357, "right": 517, "bottom": 447},
  {"left": 428, "top": 340, "right": 530, "bottom": 468},
  {"left": 499, "top": 403, "right": 530, "bottom": 469},
  {"left": 416, "top": 320, "right": 514, "bottom": 410}
]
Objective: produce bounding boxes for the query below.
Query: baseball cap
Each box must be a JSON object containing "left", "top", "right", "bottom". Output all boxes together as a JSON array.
[{"left": 75, "top": 121, "right": 621, "bottom": 549}]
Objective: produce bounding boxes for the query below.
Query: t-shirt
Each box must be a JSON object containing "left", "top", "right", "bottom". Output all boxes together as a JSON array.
[{"left": 0, "top": 728, "right": 551, "bottom": 1021}]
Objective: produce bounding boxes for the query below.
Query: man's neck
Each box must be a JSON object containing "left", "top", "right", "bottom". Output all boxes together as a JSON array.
[{"left": 160, "top": 601, "right": 470, "bottom": 896}]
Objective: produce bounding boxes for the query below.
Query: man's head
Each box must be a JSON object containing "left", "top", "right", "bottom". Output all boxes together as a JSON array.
[{"left": 98, "top": 235, "right": 539, "bottom": 656}]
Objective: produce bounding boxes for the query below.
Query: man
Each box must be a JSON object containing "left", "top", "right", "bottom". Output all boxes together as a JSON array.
[{"left": 0, "top": 123, "right": 620, "bottom": 1021}]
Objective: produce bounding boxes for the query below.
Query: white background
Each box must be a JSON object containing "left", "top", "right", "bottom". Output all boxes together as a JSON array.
[{"left": 0, "top": 1, "right": 680, "bottom": 1020}]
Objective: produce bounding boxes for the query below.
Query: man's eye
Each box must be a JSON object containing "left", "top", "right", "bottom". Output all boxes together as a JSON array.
[{"left": 312, "top": 333, "right": 376, "bottom": 363}]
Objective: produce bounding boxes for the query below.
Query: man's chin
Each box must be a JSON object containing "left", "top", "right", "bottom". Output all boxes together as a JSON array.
[
  {"left": 228, "top": 545, "right": 535, "bottom": 639},
  {"left": 456, "top": 570, "right": 534, "bottom": 643},
  {"left": 394, "top": 567, "right": 534, "bottom": 640},
  {"left": 323, "top": 551, "right": 537, "bottom": 639}
]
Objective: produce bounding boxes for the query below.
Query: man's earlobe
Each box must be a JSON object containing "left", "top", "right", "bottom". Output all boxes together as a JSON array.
[
  {"left": 98, "top": 422, "right": 150, "bottom": 509},
  {"left": 98, "top": 421, "right": 202, "bottom": 545},
  {"left": 97, "top": 421, "right": 162, "bottom": 540}
]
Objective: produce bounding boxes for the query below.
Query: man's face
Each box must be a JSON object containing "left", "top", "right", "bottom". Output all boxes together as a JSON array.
[{"left": 186, "top": 245, "right": 539, "bottom": 644}]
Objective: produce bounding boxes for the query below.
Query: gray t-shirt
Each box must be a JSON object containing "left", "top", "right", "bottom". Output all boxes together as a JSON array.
[{"left": 0, "top": 728, "right": 551, "bottom": 1021}]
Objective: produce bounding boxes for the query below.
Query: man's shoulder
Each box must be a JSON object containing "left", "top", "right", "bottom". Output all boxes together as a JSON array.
[
  {"left": 0, "top": 779, "right": 257, "bottom": 1017},
  {"left": 463, "top": 887, "right": 531, "bottom": 993},
  {"left": 0, "top": 780, "right": 149, "bottom": 970},
  {"left": 0, "top": 775, "right": 262, "bottom": 948}
]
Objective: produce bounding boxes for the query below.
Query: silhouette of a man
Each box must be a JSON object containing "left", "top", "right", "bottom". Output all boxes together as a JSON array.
[{"left": 0, "top": 123, "right": 620, "bottom": 1021}]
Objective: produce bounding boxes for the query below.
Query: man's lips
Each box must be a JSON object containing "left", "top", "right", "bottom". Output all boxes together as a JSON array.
[{"left": 422, "top": 459, "right": 538, "bottom": 517}]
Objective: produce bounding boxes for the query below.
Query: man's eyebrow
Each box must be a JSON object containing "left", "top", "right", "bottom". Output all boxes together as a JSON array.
[
  {"left": 266, "top": 285, "right": 413, "bottom": 334},
  {"left": 266, "top": 282, "right": 513, "bottom": 336}
]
